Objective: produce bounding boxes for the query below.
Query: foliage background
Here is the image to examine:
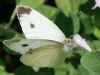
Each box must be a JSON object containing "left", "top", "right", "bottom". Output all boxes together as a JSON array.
[{"left": 0, "top": 0, "right": 100, "bottom": 75}]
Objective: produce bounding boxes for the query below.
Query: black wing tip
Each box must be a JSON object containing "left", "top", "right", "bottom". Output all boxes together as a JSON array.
[{"left": 16, "top": 5, "right": 32, "bottom": 17}]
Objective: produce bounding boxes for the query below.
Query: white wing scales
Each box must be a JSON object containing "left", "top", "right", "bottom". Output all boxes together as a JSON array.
[
  {"left": 8, "top": 39, "right": 59, "bottom": 54},
  {"left": 16, "top": 5, "right": 66, "bottom": 44}
]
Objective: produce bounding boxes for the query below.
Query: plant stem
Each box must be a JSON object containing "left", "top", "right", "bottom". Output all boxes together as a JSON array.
[{"left": 5, "top": 7, "right": 16, "bottom": 29}]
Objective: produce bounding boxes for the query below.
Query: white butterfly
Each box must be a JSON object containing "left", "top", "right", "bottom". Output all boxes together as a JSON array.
[
  {"left": 5, "top": 5, "right": 92, "bottom": 71},
  {"left": 15, "top": 5, "right": 91, "bottom": 53},
  {"left": 92, "top": 0, "right": 100, "bottom": 9}
]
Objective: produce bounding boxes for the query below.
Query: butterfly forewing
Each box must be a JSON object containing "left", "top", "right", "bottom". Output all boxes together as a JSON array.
[{"left": 16, "top": 5, "right": 66, "bottom": 44}]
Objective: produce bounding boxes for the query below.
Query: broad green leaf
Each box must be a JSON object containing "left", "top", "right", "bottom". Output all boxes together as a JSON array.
[
  {"left": 91, "top": 40, "right": 100, "bottom": 51},
  {"left": 56, "top": 0, "right": 72, "bottom": 17},
  {"left": 0, "top": 71, "right": 13, "bottom": 75},
  {"left": 36, "top": 5, "right": 59, "bottom": 21},
  {"left": 73, "top": 48, "right": 89, "bottom": 56},
  {"left": 55, "top": 63, "right": 67, "bottom": 75},
  {"left": 55, "top": 70, "right": 66, "bottom": 75},
  {"left": 0, "top": 59, "right": 6, "bottom": 72},
  {"left": 81, "top": 51, "right": 100, "bottom": 75},
  {"left": 55, "top": 0, "right": 88, "bottom": 17},
  {"left": 93, "top": 27, "right": 100, "bottom": 39},
  {"left": 55, "top": 0, "right": 82, "bottom": 33},
  {"left": 20, "top": 44, "right": 66, "bottom": 69},
  {"left": 94, "top": 9, "right": 100, "bottom": 29},
  {"left": 17, "top": 0, "right": 45, "bottom": 8},
  {"left": 79, "top": 0, "right": 88, "bottom": 4},
  {"left": 54, "top": 12, "right": 73, "bottom": 36},
  {"left": 0, "top": 28, "right": 16, "bottom": 41},
  {"left": 55, "top": 63, "right": 77, "bottom": 75},
  {"left": 80, "top": 11, "right": 93, "bottom": 35},
  {"left": 0, "top": 60, "right": 13, "bottom": 75},
  {"left": 55, "top": 0, "right": 79, "bottom": 17},
  {"left": 71, "top": 14, "right": 80, "bottom": 33},
  {"left": 66, "top": 64, "right": 77, "bottom": 75},
  {"left": 77, "top": 66, "right": 90, "bottom": 75},
  {"left": 77, "top": 65, "right": 96, "bottom": 75}
]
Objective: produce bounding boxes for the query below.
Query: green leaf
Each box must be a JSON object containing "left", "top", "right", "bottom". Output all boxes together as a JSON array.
[
  {"left": 55, "top": 63, "right": 77, "bottom": 75},
  {"left": 77, "top": 65, "right": 96, "bottom": 75},
  {"left": 81, "top": 51, "right": 100, "bottom": 75},
  {"left": 71, "top": 14, "right": 80, "bottom": 33},
  {"left": 94, "top": 9, "right": 100, "bottom": 29},
  {"left": 17, "top": 0, "right": 45, "bottom": 8},
  {"left": 0, "top": 28, "right": 16, "bottom": 41},
  {"left": 77, "top": 65, "right": 90, "bottom": 75},
  {"left": 79, "top": 0, "right": 88, "bottom": 4},
  {"left": 0, "top": 58, "right": 6, "bottom": 71},
  {"left": 55, "top": 0, "right": 82, "bottom": 33},
  {"left": 36, "top": 5, "right": 59, "bottom": 21},
  {"left": 55, "top": 0, "right": 78, "bottom": 17},
  {"left": 80, "top": 11, "right": 93, "bottom": 35},
  {"left": 0, "top": 71, "right": 13, "bottom": 75},
  {"left": 55, "top": 66, "right": 67, "bottom": 75},
  {"left": 93, "top": 27, "right": 100, "bottom": 39},
  {"left": 54, "top": 12, "right": 73, "bottom": 36},
  {"left": 55, "top": 68, "right": 67, "bottom": 75},
  {"left": 55, "top": 0, "right": 88, "bottom": 17},
  {"left": 91, "top": 40, "right": 100, "bottom": 51}
]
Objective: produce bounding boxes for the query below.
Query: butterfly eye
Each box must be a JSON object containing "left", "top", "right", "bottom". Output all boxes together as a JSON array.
[
  {"left": 22, "top": 44, "right": 28, "bottom": 47},
  {"left": 30, "top": 24, "right": 35, "bottom": 28},
  {"left": 65, "top": 38, "right": 72, "bottom": 46}
]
